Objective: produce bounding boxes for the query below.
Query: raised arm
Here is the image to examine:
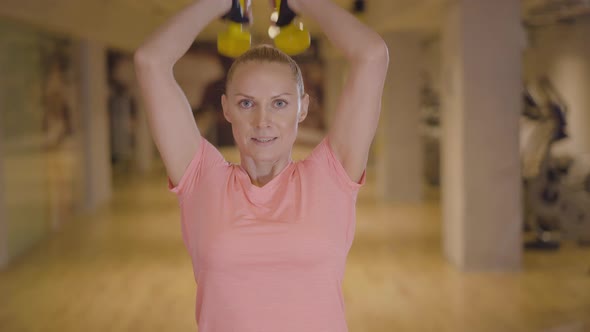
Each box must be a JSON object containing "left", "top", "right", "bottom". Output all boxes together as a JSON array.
[
  {"left": 134, "top": 0, "right": 232, "bottom": 185},
  {"left": 289, "top": 0, "right": 389, "bottom": 183}
]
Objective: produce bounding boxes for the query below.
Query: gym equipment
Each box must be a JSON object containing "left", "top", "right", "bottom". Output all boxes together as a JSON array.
[
  {"left": 218, "top": 0, "right": 251, "bottom": 58},
  {"left": 271, "top": 0, "right": 311, "bottom": 56},
  {"left": 558, "top": 154, "right": 590, "bottom": 245},
  {"left": 521, "top": 80, "right": 590, "bottom": 250}
]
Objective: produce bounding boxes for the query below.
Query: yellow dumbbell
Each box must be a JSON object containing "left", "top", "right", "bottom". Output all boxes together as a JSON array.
[
  {"left": 272, "top": 0, "right": 310, "bottom": 56},
  {"left": 217, "top": 0, "right": 251, "bottom": 58}
]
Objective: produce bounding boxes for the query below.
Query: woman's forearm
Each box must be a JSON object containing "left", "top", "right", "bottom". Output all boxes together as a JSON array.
[
  {"left": 289, "top": 0, "right": 387, "bottom": 62},
  {"left": 135, "top": 0, "right": 231, "bottom": 66}
]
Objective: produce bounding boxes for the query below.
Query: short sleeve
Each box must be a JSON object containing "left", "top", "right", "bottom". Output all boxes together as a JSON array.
[
  {"left": 306, "top": 137, "right": 366, "bottom": 191},
  {"left": 168, "top": 138, "right": 226, "bottom": 198}
]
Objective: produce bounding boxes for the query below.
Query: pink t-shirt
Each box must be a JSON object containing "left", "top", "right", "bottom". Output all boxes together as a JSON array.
[{"left": 169, "top": 137, "right": 365, "bottom": 332}]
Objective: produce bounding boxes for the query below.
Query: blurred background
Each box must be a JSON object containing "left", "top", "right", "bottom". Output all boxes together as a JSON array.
[{"left": 0, "top": 0, "right": 589, "bottom": 331}]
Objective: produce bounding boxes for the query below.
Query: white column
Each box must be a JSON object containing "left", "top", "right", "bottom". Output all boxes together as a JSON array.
[
  {"left": 377, "top": 32, "right": 423, "bottom": 202},
  {"left": 78, "top": 40, "right": 112, "bottom": 210},
  {"left": 441, "top": 0, "right": 523, "bottom": 271}
]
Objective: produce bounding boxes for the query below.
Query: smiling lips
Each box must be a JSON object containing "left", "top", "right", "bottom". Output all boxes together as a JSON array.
[{"left": 252, "top": 137, "right": 278, "bottom": 145}]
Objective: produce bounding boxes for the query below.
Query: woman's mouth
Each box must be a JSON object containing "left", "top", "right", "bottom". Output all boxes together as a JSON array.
[{"left": 251, "top": 137, "right": 278, "bottom": 145}]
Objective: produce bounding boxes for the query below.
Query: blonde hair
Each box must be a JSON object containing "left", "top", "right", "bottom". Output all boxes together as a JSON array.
[{"left": 226, "top": 45, "right": 305, "bottom": 97}]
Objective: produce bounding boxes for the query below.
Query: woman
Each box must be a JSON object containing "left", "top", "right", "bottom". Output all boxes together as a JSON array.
[{"left": 134, "top": 0, "right": 388, "bottom": 330}]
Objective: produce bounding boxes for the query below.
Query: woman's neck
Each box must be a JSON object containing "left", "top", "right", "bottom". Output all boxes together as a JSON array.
[{"left": 240, "top": 156, "right": 292, "bottom": 187}]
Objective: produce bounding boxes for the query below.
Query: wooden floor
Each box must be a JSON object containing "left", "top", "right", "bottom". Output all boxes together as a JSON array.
[{"left": 1, "top": 147, "right": 589, "bottom": 332}]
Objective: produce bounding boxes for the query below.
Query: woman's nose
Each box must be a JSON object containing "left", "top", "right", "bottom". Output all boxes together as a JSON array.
[{"left": 253, "top": 108, "right": 272, "bottom": 128}]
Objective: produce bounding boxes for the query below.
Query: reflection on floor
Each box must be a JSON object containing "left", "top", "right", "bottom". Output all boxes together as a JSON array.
[{"left": 1, "top": 146, "right": 589, "bottom": 332}]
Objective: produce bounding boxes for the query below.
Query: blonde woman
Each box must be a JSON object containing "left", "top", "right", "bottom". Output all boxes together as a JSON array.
[{"left": 134, "top": 0, "right": 388, "bottom": 330}]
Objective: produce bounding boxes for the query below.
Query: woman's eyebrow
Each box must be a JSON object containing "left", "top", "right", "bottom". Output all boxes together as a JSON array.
[
  {"left": 233, "top": 93, "right": 293, "bottom": 99},
  {"left": 234, "top": 93, "right": 255, "bottom": 99},
  {"left": 272, "top": 93, "right": 293, "bottom": 98}
]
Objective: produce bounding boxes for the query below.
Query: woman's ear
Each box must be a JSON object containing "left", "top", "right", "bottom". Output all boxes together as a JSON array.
[
  {"left": 221, "top": 94, "right": 232, "bottom": 123},
  {"left": 298, "top": 93, "right": 310, "bottom": 123}
]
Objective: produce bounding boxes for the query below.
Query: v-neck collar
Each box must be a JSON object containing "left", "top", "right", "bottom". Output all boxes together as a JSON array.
[{"left": 236, "top": 161, "right": 295, "bottom": 194}]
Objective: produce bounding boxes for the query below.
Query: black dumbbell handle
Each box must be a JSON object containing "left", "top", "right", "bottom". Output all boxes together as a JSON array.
[
  {"left": 276, "top": 0, "right": 296, "bottom": 27},
  {"left": 222, "top": 0, "right": 250, "bottom": 24},
  {"left": 352, "top": 0, "right": 366, "bottom": 13}
]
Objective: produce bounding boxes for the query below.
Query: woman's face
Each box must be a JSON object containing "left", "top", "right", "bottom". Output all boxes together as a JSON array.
[{"left": 222, "top": 61, "right": 309, "bottom": 163}]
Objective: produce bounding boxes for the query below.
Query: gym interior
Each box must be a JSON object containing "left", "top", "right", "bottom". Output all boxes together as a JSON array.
[{"left": 1, "top": 0, "right": 589, "bottom": 331}]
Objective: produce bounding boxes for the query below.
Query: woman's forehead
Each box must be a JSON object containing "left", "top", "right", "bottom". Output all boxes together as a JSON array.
[
  {"left": 228, "top": 62, "right": 298, "bottom": 94},
  {"left": 232, "top": 62, "right": 292, "bottom": 79}
]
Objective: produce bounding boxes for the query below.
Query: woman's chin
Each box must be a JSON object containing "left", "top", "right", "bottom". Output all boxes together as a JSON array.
[
  {"left": 249, "top": 149, "right": 279, "bottom": 162},
  {"left": 243, "top": 145, "right": 283, "bottom": 162}
]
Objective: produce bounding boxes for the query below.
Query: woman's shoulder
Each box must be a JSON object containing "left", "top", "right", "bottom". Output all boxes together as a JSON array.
[{"left": 296, "top": 137, "right": 365, "bottom": 191}]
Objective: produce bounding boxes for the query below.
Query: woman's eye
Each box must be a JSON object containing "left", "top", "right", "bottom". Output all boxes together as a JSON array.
[
  {"left": 273, "top": 100, "right": 287, "bottom": 108},
  {"left": 239, "top": 100, "right": 253, "bottom": 108}
]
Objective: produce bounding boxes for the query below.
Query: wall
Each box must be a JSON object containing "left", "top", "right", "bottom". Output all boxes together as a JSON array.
[
  {"left": 0, "top": 90, "right": 6, "bottom": 269},
  {"left": 524, "top": 19, "right": 590, "bottom": 156},
  {"left": 0, "top": 19, "right": 51, "bottom": 263},
  {"left": 0, "top": 18, "right": 82, "bottom": 266}
]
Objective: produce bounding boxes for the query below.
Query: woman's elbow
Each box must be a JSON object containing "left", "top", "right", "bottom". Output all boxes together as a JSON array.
[
  {"left": 368, "top": 38, "right": 389, "bottom": 63},
  {"left": 134, "top": 47, "right": 158, "bottom": 67},
  {"left": 353, "top": 38, "right": 389, "bottom": 65},
  {"left": 133, "top": 47, "right": 171, "bottom": 69}
]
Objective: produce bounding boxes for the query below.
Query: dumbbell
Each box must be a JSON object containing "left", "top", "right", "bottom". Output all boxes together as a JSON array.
[
  {"left": 272, "top": 0, "right": 310, "bottom": 56},
  {"left": 217, "top": 0, "right": 251, "bottom": 58}
]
